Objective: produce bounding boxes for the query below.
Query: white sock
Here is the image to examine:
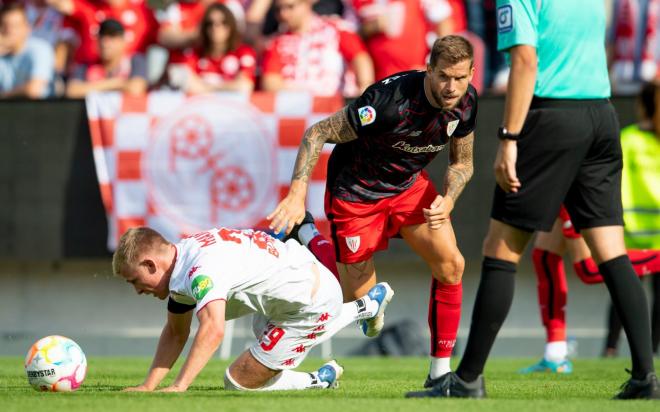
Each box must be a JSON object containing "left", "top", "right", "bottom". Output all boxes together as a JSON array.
[
  {"left": 260, "top": 370, "right": 328, "bottom": 391},
  {"left": 544, "top": 341, "right": 568, "bottom": 362},
  {"left": 298, "top": 224, "right": 319, "bottom": 246},
  {"left": 429, "top": 357, "right": 451, "bottom": 379},
  {"left": 314, "top": 297, "right": 379, "bottom": 345}
]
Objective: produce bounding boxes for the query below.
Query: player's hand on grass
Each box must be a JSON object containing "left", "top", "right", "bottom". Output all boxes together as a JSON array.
[
  {"left": 157, "top": 385, "right": 187, "bottom": 393},
  {"left": 122, "top": 384, "right": 154, "bottom": 392},
  {"left": 267, "top": 193, "right": 306, "bottom": 235},
  {"left": 423, "top": 195, "right": 454, "bottom": 229},
  {"left": 494, "top": 140, "right": 521, "bottom": 193}
]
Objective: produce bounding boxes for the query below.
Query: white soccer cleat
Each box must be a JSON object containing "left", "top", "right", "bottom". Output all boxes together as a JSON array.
[
  {"left": 360, "top": 282, "right": 394, "bottom": 338},
  {"left": 316, "top": 360, "right": 344, "bottom": 389}
]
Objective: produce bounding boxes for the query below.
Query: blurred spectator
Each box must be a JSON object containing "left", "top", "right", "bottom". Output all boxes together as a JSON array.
[
  {"left": 157, "top": 0, "right": 244, "bottom": 64},
  {"left": 47, "top": 0, "right": 158, "bottom": 66},
  {"left": 465, "top": 0, "right": 506, "bottom": 92},
  {"left": 353, "top": 0, "right": 450, "bottom": 81},
  {"left": 66, "top": 18, "right": 147, "bottom": 97},
  {"left": 245, "top": 0, "right": 347, "bottom": 47},
  {"left": 168, "top": 2, "right": 256, "bottom": 93},
  {"left": 0, "top": 1, "right": 54, "bottom": 98},
  {"left": 609, "top": 0, "right": 659, "bottom": 94},
  {"left": 261, "top": 0, "right": 373, "bottom": 97}
]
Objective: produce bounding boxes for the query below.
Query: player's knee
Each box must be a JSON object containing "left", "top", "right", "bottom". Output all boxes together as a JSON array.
[{"left": 432, "top": 252, "right": 464, "bottom": 285}]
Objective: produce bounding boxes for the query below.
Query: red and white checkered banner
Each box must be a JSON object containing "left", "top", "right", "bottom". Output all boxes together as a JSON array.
[{"left": 86, "top": 91, "right": 341, "bottom": 250}]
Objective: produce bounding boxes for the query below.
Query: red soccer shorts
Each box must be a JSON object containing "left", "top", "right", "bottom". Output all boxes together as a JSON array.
[{"left": 325, "top": 171, "right": 438, "bottom": 264}]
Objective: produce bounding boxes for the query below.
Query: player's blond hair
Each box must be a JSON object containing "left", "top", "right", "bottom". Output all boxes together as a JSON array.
[
  {"left": 112, "top": 227, "right": 171, "bottom": 277},
  {"left": 429, "top": 35, "right": 474, "bottom": 68}
]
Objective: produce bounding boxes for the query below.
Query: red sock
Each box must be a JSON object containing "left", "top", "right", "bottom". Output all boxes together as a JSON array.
[
  {"left": 307, "top": 234, "right": 340, "bottom": 283},
  {"left": 628, "top": 250, "right": 660, "bottom": 277},
  {"left": 573, "top": 258, "right": 603, "bottom": 284},
  {"left": 574, "top": 250, "right": 660, "bottom": 285},
  {"left": 428, "top": 279, "right": 462, "bottom": 357},
  {"left": 532, "top": 249, "right": 568, "bottom": 342}
]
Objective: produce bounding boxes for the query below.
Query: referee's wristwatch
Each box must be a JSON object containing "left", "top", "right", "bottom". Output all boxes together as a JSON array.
[{"left": 497, "top": 126, "right": 520, "bottom": 141}]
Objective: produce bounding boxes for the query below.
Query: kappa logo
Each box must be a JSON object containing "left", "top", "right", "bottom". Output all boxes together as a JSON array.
[
  {"left": 345, "top": 236, "right": 360, "bottom": 253},
  {"left": 358, "top": 106, "right": 376, "bottom": 126},
  {"left": 447, "top": 119, "right": 459, "bottom": 137},
  {"left": 497, "top": 5, "right": 513, "bottom": 33},
  {"left": 187, "top": 266, "right": 200, "bottom": 278}
]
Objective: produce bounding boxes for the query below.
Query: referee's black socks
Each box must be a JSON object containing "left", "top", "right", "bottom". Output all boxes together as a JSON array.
[
  {"left": 599, "top": 255, "right": 655, "bottom": 379},
  {"left": 456, "top": 257, "right": 517, "bottom": 383}
]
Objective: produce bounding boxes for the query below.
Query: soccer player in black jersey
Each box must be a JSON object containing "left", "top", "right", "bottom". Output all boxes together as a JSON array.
[{"left": 268, "top": 35, "right": 477, "bottom": 384}]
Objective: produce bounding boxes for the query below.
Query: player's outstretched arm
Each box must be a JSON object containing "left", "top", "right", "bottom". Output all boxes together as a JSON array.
[
  {"left": 423, "top": 132, "right": 474, "bottom": 229},
  {"left": 268, "top": 107, "right": 358, "bottom": 234},
  {"left": 123, "top": 310, "right": 193, "bottom": 392},
  {"left": 159, "top": 300, "right": 227, "bottom": 392}
]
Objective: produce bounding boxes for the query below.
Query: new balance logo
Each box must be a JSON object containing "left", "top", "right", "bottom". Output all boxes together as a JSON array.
[{"left": 407, "top": 130, "right": 422, "bottom": 137}]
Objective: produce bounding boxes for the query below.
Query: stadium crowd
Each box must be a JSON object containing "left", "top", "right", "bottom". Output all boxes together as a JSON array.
[{"left": 1, "top": 0, "right": 659, "bottom": 99}]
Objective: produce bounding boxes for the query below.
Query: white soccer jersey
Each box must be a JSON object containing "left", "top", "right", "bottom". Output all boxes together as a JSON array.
[{"left": 168, "top": 228, "right": 319, "bottom": 321}]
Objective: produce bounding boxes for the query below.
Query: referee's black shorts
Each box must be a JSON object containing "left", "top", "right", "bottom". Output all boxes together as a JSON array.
[{"left": 491, "top": 97, "right": 624, "bottom": 233}]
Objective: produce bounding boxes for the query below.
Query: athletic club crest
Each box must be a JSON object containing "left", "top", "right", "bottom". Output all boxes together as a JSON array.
[
  {"left": 447, "top": 119, "right": 459, "bottom": 137},
  {"left": 145, "top": 95, "right": 277, "bottom": 234},
  {"left": 345, "top": 236, "right": 361, "bottom": 253}
]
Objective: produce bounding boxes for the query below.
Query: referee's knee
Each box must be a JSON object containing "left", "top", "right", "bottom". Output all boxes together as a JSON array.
[{"left": 432, "top": 252, "right": 464, "bottom": 284}]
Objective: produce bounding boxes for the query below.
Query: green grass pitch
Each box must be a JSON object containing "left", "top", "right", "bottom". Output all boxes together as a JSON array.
[{"left": 1, "top": 357, "right": 659, "bottom": 411}]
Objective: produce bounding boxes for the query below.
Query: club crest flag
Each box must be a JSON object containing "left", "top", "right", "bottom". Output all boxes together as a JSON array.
[{"left": 86, "top": 91, "right": 341, "bottom": 250}]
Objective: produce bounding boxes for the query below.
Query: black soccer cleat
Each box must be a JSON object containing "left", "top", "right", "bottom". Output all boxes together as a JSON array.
[
  {"left": 614, "top": 371, "right": 660, "bottom": 400},
  {"left": 423, "top": 374, "right": 441, "bottom": 389},
  {"left": 406, "top": 372, "right": 486, "bottom": 399},
  {"left": 283, "top": 211, "right": 315, "bottom": 243}
]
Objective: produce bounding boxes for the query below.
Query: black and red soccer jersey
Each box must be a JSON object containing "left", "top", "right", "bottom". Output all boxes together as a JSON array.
[{"left": 327, "top": 70, "right": 478, "bottom": 202}]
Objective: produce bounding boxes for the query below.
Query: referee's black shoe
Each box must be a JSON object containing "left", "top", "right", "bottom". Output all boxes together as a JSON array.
[
  {"left": 614, "top": 371, "right": 660, "bottom": 400},
  {"left": 283, "top": 211, "right": 315, "bottom": 244},
  {"left": 406, "top": 372, "right": 486, "bottom": 399}
]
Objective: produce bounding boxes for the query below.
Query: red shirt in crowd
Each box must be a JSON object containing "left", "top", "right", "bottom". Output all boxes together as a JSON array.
[
  {"left": 158, "top": 0, "right": 245, "bottom": 63},
  {"left": 262, "top": 15, "right": 366, "bottom": 96},
  {"left": 65, "top": 0, "right": 158, "bottom": 65},
  {"left": 71, "top": 54, "right": 147, "bottom": 81},
  {"left": 180, "top": 44, "right": 257, "bottom": 85},
  {"left": 352, "top": 0, "right": 428, "bottom": 81}
]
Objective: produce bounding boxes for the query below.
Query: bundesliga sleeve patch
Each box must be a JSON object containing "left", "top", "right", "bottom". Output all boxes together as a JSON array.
[
  {"left": 191, "top": 275, "right": 214, "bottom": 301},
  {"left": 357, "top": 105, "right": 376, "bottom": 126},
  {"left": 497, "top": 5, "right": 513, "bottom": 33}
]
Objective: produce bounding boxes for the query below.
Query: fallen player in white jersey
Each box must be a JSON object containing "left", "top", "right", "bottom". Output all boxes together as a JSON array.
[{"left": 113, "top": 226, "right": 394, "bottom": 392}]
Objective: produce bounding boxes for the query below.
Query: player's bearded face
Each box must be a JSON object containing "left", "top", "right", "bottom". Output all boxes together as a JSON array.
[{"left": 426, "top": 59, "right": 474, "bottom": 109}]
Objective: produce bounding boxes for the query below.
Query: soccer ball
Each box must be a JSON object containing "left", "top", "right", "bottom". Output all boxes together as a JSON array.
[{"left": 24, "top": 335, "right": 87, "bottom": 392}]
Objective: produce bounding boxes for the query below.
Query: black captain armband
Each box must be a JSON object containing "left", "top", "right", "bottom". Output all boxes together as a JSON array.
[
  {"left": 167, "top": 297, "right": 196, "bottom": 314},
  {"left": 497, "top": 126, "right": 520, "bottom": 141}
]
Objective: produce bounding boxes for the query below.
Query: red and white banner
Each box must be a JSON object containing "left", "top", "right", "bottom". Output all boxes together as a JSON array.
[{"left": 86, "top": 91, "right": 341, "bottom": 250}]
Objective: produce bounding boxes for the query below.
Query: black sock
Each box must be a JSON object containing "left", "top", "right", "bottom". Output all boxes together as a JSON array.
[
  {"left": 599, "top": 255, "right": 654, "bottom": 379},
  {"left": 605, "top": 302, "right": 622, "bottom": 352},
  {"left": 456, "top": 257, "right": 516, "bottom": 383},
  {"left": 652, "top": 275, "right": 660, "bottom": 354}
]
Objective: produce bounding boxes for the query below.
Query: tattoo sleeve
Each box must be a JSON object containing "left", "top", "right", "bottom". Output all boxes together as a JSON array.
[
  {"left": 443, "top": 132, "right": 474, "bottom": 203},
  {"left": 291, "top": 106, "right": 358, "bottom": 182}
]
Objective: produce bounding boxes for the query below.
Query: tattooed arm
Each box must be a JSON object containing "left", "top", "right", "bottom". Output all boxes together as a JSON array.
[
  {"left": 444, "top": 132, "right": 475, "bottom": 203},
  {"left": 267, "top": 106, "right": 358, "bottom": 234},
  {"left": 423, "top": 132, "right": 474, "bottom": 229}
]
